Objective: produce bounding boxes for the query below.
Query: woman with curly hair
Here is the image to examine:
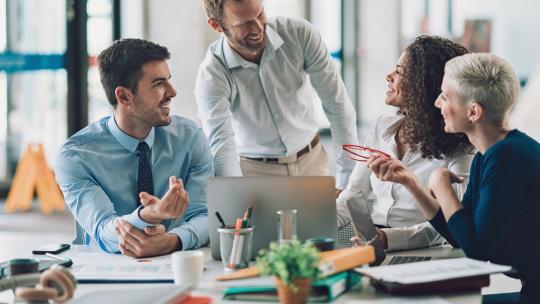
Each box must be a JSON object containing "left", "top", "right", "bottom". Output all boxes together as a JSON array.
[
  {"left": 336, "top": 35, "right": 473, "bottom": 251},
  {"left": 371, "top": 53, "right": 540, "bottom": 302}
]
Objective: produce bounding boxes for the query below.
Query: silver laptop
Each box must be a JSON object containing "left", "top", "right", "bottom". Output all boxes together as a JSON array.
[
  {"left": 346, "top": 196, "right": 454, "bottom": 265},
  {"left": 207, "top": 176, "right": 338, "bottom": 260}
]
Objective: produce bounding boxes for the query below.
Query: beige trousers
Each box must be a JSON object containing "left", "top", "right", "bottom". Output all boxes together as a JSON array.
[{"left": 240, "top": 143, "right": 330, "bottom": 177}]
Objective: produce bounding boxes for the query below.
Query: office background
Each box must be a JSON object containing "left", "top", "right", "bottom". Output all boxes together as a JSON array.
[{"left": 1, "top": 0, "right": 539, "bottom": 198}]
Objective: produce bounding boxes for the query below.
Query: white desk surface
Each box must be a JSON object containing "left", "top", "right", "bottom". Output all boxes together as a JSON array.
[{"left": 0, "top": 245, "right": 521, "bottom": 304}]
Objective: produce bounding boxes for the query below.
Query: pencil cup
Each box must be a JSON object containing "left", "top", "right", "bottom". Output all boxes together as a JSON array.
[{"left": 218, "top": 226, "right": 255, "bottom": 271}]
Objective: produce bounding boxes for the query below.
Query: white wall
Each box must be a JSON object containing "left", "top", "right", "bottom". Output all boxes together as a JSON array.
[
  {"left": 121, "top": 0, "right": 144, "bottom": 39},
  {"left": 402, "top": 0, "right": 540, "bottom": 81},
  {"left": 357, "top": 0, "right": 401, "bottom": 138},
  {"left": 452, "top": 0, "right": 540, "bottom": 80},
  {"left": 511, "top": 63, "right": 540, "bottom": 141}
]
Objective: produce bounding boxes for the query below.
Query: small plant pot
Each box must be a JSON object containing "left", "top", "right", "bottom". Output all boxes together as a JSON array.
[{"left": 275, "top": 277, "right": 312, "bottom": 304}]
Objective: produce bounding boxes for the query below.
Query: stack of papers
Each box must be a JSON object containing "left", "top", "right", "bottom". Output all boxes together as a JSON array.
[
  {"left": 71, "top": 285, "right": 191, "bottom": 304},
  {"left": 346, "top": 296, "right": 451, "bottom": 304},
  {"left": 356, "top": 257, "right": 511, "bottom": 284},
  {"left": 70, "top": 251, "right": 174, "bottom": 283}
]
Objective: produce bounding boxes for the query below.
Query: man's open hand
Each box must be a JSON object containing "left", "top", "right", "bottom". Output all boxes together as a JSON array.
[{"left": 139, "top": 176, "right": 189, "bottom": 224}]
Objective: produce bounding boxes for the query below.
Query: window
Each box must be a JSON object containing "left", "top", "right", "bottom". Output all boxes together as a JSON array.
[
  {"left": 0, "top": 0, "right": 116, "bottom": 197},
  {"left": 87, "top": 0, "right": 114, "bottom": 123},
  {"left": 0, "top": 0, "right": 67, "bottom": 187}
]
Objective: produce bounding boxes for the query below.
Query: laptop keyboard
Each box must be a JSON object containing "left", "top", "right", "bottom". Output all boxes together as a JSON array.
[{"left": 387, "top": 256, "right": 432, "bottom": 265}]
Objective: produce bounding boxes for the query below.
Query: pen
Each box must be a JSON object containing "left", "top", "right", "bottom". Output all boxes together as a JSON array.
[
  {"left": 45, "top": 252, "right": 69, "bottom": 262},
  {"left": 215, "top": 211, "right": 227, "bottom": 227},
  {"left": 241, "top": 210, "right": 248, "bottom": 228}
]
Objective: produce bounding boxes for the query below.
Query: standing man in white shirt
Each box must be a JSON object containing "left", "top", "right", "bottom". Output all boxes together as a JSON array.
[{"left": 196, "top": 0, "right": 358, "bottom": 193}]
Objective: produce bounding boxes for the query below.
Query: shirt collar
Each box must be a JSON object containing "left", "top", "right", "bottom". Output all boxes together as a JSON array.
[
  {"left": 381, "top": 115, "right": 405, "bottom": 141},
  {"left": 264, "top": 23, "right": 284, "bottom": 53},
  {"left": 220, "top": 23, "right": 284, "bottom": 69},
  {"left": 107, "top": 116, "right": 155, "bottom": 153}
]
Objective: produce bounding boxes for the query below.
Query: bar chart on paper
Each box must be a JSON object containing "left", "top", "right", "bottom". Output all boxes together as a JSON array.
[{"left": 70, "top": 251, "right": 174, "bottom": 283}]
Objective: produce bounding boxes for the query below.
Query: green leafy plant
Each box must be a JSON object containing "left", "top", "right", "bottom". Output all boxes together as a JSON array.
[{"left": 256, "top": 239, "right": 321, "bottom": 291}]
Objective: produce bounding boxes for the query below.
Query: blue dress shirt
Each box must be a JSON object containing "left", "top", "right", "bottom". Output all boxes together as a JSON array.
[
  {"left": 55, "top": 115, "right": 214, "bottom": 253},
  {"left": 195, "top": 16, "right": 358, "bottom": 189}
]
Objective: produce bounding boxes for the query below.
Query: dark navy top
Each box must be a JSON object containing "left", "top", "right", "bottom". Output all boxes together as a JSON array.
[{"left": 430, "top": 129, "right": 540, "bottom": 284}]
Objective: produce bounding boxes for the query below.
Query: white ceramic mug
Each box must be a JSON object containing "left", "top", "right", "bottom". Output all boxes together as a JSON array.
[{"left": 171, "top": 250, "right": 205, "bottom": 289}]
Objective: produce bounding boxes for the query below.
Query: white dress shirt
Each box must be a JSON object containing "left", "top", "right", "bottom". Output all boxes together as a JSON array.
[
  {"left": 337, "top": 115, "right": 474, "bottom": 251},
  {"left": 195, "top": 16, "right": 357, "bottom": 189}
]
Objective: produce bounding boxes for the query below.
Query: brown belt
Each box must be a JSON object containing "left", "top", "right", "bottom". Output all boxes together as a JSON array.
[{"left": 245, "top": 134, "right": 320, "bottom": 163}]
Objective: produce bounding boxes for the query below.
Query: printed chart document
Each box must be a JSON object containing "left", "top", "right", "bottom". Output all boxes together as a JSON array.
[
  {"left": 70, "top": 251, "right": 174, "bottom": 283},
  {"left": 355, "top": 257, "right": 511, "bottom": 284},
  {"left": 347, "top": 296, "right": 451, "bottom": 304},
  {"left": 72, "top": 285, "right": 191, "bottom": 304}
]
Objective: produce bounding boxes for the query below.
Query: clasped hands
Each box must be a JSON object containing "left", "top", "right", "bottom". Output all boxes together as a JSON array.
[{"left": 115, "top": 176, "right": 189, "bottom": 257}]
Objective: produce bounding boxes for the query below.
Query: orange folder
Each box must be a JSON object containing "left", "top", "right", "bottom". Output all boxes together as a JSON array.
[{"left": 216, "top": 245, "right": 375, "bottom": 281}]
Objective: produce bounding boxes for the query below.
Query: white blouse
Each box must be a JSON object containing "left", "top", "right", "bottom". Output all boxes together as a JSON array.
[{"left": 337, "top": 115, "right": 474, "bottom": 251}]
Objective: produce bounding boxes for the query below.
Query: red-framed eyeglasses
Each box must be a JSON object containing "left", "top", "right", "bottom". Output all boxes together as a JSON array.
[{"left": 342, "top": 144, "right": 391, "bottom": 162}]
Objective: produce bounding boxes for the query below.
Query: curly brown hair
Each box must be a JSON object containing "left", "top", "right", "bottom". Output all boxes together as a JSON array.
[{"left": 400, "top": 35, "right": 471, "bottom": 159}]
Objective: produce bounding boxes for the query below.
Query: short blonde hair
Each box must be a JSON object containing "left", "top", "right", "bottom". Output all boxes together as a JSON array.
[{"left": 445, "top": 53, "right": 519, "bottom": 126}]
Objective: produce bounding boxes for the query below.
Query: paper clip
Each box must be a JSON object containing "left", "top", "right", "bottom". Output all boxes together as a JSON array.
[{"left": 342, "top": 144, "right": 391, "bottom": 162}]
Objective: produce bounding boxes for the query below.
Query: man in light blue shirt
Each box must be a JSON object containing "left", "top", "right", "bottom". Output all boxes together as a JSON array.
[
  {"left": 55, "top": 39, "right": 213, "bottom": 257},
  {"left": 197, "top": 0, "right": 358, "bottom": 192}
]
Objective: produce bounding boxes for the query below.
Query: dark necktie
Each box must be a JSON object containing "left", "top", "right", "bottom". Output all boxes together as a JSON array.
[{"left": 137, "top": 141, "right": 154, "bottom": 205}]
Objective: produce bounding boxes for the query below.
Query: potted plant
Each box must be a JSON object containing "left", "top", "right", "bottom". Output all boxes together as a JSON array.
[{"left": 256, "top": 239, "right": 321, "bottom": 304}]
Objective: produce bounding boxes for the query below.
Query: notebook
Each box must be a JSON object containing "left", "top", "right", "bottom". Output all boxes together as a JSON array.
[{"left": 222, "top": 271, "right": 362, "bottom": 302}]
